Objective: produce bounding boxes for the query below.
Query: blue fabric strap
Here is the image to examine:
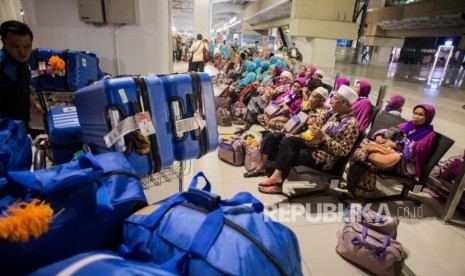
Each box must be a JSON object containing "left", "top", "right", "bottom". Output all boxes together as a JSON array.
[
  {"left": 189, "top": 171, "right": 211, "bottom": 192},
  {"left": 189, "top": 208, "right": 224, "bottom": 258},
  {"left": 139, "top": 193, "right": 187, "bottom": 230},
  {"left": 221, "top": 191, "right": 264, "bottom": 212}
]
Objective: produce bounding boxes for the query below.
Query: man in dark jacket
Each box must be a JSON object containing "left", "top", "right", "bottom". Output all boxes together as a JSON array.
[{"left": 0, "top": 20, "right": 43, "bottom": 130}]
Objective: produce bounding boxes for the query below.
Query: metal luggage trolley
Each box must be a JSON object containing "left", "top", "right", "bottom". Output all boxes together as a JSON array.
[
  {"left": 141, "top": 160, "right": 190, "bottom": 192},
  {"left": 32, "top": 89, "right": 81, "bottom": 170},
  {"left": 32, "top": 88, "right": 189, "bottom": 193}
]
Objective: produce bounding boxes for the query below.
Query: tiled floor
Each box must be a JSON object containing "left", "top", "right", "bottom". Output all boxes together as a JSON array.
[{"left": 142, "top": 61, "right": 465, "bottom": 275}]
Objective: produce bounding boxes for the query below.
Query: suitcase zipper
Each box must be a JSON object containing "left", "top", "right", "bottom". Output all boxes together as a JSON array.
[
  {"left": 179, "top": 202, "right": 287, "bottom": 276},
  {"left": 133, "top": 76, "right": 162, "bottom": 174}
]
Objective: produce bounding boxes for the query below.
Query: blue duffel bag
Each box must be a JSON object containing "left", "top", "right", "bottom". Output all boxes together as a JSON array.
[
  {"left": 0, "top": 151, "right": 147, "bottom": 274},
  {"left": 0, "top": 118, "right": 31, "bottom": 177},
  {"left": 31, "top": 250, "right": 177, "bottom": 276},
  {"left": 122, "top": 172, "right": 302, "bottom": 276}
]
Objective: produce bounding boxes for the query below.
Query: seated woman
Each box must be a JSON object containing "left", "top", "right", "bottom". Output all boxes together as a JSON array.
[
  {"left": 352, "top": 80, "right": 373, "bottom": 132},
  {"left": 384, "top": 94, "right": 405, "bottom": 117},
  {"left": 294, "top": 65, "right": 308, "bottom": 87},
  {"left": 236, "top": 60, "right": 257, "bottom": 93},
  {"left": 254, "top": 85, "right": 360, "bottom": 194},
  {"left": 235, "top": 71, "right": 293, "bottom": 133},
  {"left": 347, "top": 104, "right": 436, "bottom": 197},
  {"left": 243, "top": 87, "right": 331, "bottom": 178},
  {"left": 256, "top": 80, "right": 304, "bottom": 131}
]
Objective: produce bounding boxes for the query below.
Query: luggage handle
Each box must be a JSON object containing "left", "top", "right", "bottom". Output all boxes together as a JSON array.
[
  {"left": 189, "top": 172, "right": 263, "bottom": 212},
  {"left": 189, "top": 171, "right": 211, "bottom": 191},
  {"left": 351, "top": 226, "right": 390, "bottom": 259}
]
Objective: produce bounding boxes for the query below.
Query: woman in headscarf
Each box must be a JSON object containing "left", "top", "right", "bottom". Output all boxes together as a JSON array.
[
  {"left": 352, "top": 80, "right": 373, "bottom": 132},
  {"left": 259, "top": 64, "right": 275, "bottom": 87},
  {"left": 236, "top": 60, "right": 257, "bottom": 93},
  {"left": 256, "top": 79, "right": 305, "bottom": 131},
  {"left": 294, "top": 65, "right": 308, "bottom": 87},
  {"left": 346, "top": 104, "right": 437, "bottom": 197},
  {"left": 258, "top": 61, "right": 270, "bottom": 82},
  {"left": 384, "top": 94, "right": 405, "bottom": 117}
]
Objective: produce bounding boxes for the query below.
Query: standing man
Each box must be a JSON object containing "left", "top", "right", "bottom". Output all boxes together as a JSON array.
[
  {"left": 0, "top": 20, "right": 43, "bottom": 132},
  {"left": 287, "top": 42, "right": 302, "bottom": 74},
  {"left": 188, "top": 34, "right": 206, "bottom": 72}
]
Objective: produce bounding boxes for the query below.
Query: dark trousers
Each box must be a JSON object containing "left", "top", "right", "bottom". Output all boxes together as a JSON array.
[
  {"left": 272, "top": 136, "right": 323, "bottom": 180},
  {"left": 188, "top": 61, "right": 205, "bottom": 72}
]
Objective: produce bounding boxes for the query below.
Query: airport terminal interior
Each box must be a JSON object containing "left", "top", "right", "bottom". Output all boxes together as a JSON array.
[{"left": 2, "top": 0, "right": 465, "bottom": 274}]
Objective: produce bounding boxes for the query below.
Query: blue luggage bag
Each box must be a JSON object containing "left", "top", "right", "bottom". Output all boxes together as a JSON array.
[
  {"left": 75, "top": 76, "right": 175, "bottom": 177},
  {"left": 47, "top": 106, "right": 83, "bottom": 164},
  {"left": 0, "top": 152, "right": 147, "bottom": 274},
  {"left": 29, "top": 48, "right": 102, "bottom": 91},
  {"left": 160, "top": 72, "right": 218, "bottom": 160},
  {"left": 121, "top": 172, "right": 302, "bottom": 276},
  {"left": 31, "top": 250, "right": 177, "bottom": 276}
]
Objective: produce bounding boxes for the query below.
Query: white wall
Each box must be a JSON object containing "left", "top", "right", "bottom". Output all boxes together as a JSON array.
[
  {"left": 20, "top": 0, "right": 171, "bottom": 76},
  {"left": 0, "top": 0, "right": 23, "bottom": 23}
]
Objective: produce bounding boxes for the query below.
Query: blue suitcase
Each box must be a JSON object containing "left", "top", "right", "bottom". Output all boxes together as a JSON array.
[
  {"left": 29, "top": 48, "right": 102, "bottom": 91},
  {"left": 160, "top": 72, "right": 218, "bottom": 160},
  {"left": 75, "top": 76, "right": 175, "bottom": 177},
  {"left": 47, "top": 106, "right": 83, "bottom": 164}
]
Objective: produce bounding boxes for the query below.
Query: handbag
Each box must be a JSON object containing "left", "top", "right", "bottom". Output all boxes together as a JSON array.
[
  {"left": 0, "top": 152, "right": 147, "bottom": 274},
  {"left": 336, "top": 222, "right": 405, "bottom": 276},
  {"left": 264, "top": 103, "right": 281, "bottom": 118},
  {"left": 203, "top": 48, "right": 211, "bottom": 63},
  {"left": 0, "top": 118, "right": 32, "bottom": 177},
  {"left": 284, "top": 111, "right": 308, "bottom": 134},
  {"left": 348, "top": 204, "right": 399, "bottom": 239},
  {"left": 362, "top": 142, "right": 402, "bottom": 168}
]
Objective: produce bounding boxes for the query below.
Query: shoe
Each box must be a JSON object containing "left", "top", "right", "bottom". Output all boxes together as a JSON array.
[
  {"left": 258, "top": 178, "right": 283, "bottom": 187},
  {"left": 243, "top": 171, "right": 266, "bottom": 178},
  {"left": 258, "top": 185, "right": 283, "bottom": 194}
]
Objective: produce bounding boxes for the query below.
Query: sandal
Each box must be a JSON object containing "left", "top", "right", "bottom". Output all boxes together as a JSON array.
[
  {"left": 243, "top": 171, "right": 266, "bottom": 178},
  {"left": 258, "top": 185, "right": 283, "bottom": 194},
  {"left": 258, "top": 178, "right": 283, "bottom": 187}
]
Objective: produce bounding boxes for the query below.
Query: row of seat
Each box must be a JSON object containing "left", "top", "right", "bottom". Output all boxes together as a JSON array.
[{"left": 287, "top": 108, "right": 455, "bottom": 207}]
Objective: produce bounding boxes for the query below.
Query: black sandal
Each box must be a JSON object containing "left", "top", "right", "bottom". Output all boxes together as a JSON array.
[{"left": 243, "top": 171, "right": 266, "bottom": 178}]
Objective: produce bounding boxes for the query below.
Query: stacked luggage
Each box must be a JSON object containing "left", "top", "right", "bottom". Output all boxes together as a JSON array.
[
  {"left": 75, "top": 72, "right": 218, "bottom": 177},
  {"left": 29, "top": 48, "right": 103, "bottom": 92},
  {"left": 47, "top": 106, "right": 83, "bottom": 164}
]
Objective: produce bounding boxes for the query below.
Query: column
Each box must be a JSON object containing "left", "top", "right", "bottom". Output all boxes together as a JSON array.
[
  {"left": 193, "top": 0, "right": 211, "bottom": 40},
  {"left": 293, "top": 37, "right": 336, "bottom": 68},
  {"left": 289, "top": 0, "right": 358, "bottom": 69}
]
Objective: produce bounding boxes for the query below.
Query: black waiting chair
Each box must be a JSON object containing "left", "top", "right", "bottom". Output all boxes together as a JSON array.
[
  {"left": 356, "top": 131, "right": 455, "bottom": 205},
  {"left": 367, "top": 111, "right": 406, "bottom": 138},
  {"left": 366, "top": 105, "right": 380, "bottom": 132},
  {"left": 287, "top": 133, "right": 365, "bottom": 199}
]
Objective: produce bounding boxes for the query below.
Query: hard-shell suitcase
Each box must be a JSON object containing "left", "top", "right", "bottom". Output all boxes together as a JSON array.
[
  {"left": 29, "top": 48, "right": 102, "bottom": 91},
  {"left": 160, "top": 72, "right": 218, "bottom": 160},
  {"left": 75, "top": 76, "right": 175, "bottom": 177},
  {"left": 47, "top": 106, "right": 83, "bottom": 164}
]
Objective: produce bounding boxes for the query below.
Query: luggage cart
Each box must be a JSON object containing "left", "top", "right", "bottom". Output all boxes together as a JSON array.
[{"left": 32, "top": 90, "right": 81, "bottom": 170}]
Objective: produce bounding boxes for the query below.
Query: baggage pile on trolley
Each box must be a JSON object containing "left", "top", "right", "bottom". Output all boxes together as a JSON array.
[{"left": 0, "top": 48, "right": 303, "bottom": 275}]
